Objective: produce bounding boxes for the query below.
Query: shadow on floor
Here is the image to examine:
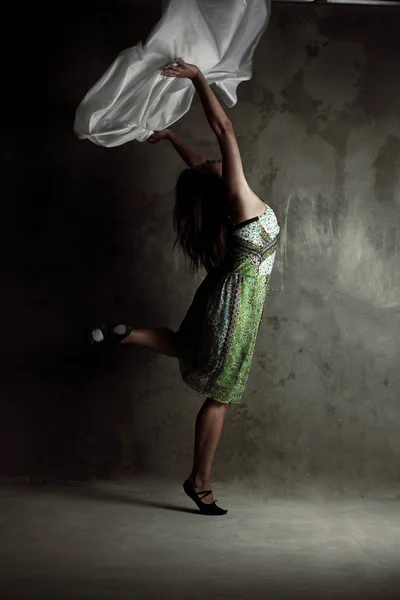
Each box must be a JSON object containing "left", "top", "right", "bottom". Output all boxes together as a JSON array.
[{"left": 53, "top": 483, "right": 201, "bottom": 515}]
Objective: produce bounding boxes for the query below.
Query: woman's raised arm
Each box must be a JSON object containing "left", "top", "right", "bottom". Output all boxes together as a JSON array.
[{"left": 148, "top": 129, "right": 206, "bottom": 169}]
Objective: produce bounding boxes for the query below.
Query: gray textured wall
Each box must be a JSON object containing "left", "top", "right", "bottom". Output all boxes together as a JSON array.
[{"left": 1, "top": 2, "right": 399, "bottom": 497}]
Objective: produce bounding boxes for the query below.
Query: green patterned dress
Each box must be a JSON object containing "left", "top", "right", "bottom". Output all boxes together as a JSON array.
[{"left": 176, "top": 202, "right": 280, "bottom": 404}]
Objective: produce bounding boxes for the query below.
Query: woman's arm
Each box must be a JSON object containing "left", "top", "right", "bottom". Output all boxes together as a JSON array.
[
  {"left": 191, "top": 70, "right": 231, "bottom": 134},
  {"left": 161, "top": 60, "right": 231, "bottom": 134},
  {"left": 161, "top": 60, "right": 250, "bottom": 208},
  {"left": 167, "top": 131, "right": 206, "bottom": 169}
]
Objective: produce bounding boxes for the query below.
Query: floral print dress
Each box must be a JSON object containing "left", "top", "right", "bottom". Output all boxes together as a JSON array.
[{"left": 176, "top": 202, "right": 280, "bottom": 404}]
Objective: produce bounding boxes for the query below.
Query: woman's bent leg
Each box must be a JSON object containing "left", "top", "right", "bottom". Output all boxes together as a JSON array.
[{"left": 121, "top": 327, "right": 177, "bottom": 357}]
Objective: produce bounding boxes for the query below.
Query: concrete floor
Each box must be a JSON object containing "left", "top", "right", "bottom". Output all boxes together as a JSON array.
[{"left": 0, "top": 480, "right": 399, "bottom": 600}]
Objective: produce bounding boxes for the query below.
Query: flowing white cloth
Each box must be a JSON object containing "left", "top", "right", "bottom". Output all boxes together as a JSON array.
[{"left": 74, "top": 0, "right": 270, "bottom": 147}]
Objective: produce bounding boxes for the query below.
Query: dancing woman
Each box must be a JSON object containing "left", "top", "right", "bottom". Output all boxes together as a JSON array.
[{"left": 89, "top": 59, "right": 280, "bottom": 515}]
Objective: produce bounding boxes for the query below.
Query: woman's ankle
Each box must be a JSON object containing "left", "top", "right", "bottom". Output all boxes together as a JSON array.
[{"left": 188, "top": 474, "right": 210, "bottom": 490}]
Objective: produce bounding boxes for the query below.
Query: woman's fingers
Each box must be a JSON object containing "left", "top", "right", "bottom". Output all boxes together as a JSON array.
[
  {"left": 162, "top": 62, "right": 182, "bottom": 71},
  {"left": 161, "top": 60, "right": 187, "bottom": 78},
  {"left": 162, "top": 71, "right": 180, "bottom": 78}
]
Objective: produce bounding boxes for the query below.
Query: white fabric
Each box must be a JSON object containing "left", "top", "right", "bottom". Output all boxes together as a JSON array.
[{"left": 74, "top": 0, "right": 270, "bottom": 147}]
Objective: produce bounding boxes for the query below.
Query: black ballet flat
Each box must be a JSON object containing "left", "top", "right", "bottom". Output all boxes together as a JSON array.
[
  {"left": 88, "top": 324, "right": 132, "bottom": 345},
  {"left": 183, "top": 479, "right": 228, "bottom": 516}
]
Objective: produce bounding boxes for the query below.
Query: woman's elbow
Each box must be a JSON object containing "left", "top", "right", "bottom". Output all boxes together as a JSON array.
[{"left": 214, "top": 120, "right": 232, "bottom": 135}]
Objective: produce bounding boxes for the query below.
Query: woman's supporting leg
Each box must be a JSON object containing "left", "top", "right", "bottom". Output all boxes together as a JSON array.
[
  {"left": 117, "top": 328, "right": 228, "bottom": 504},
  {"left": 187, "top": 397, "right": 229, "bottom": 504},
  {"left": 120, "top": 327, "right": 177, "bottom": 357}
]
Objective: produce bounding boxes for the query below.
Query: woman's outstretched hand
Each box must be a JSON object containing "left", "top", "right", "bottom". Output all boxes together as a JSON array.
[
  {"left": 147, "top": 129, "right": 171, "bottom": 144},
  {"left": 161, "top": 58, "right": 199, "bottom": 80}
]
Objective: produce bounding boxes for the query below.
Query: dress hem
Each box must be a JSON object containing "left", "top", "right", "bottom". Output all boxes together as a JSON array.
[{"left": 181, "top": 375, "right": 242, "bottom": 405}]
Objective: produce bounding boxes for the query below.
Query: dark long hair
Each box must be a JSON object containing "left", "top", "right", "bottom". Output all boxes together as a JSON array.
[{"left": 173, "top": 168, "right": 230, "bottom": 273}]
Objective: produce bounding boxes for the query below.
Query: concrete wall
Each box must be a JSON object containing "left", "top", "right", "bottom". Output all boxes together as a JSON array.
[{"left": 1, "top": 1, "right": 399, "bottom": 497}]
